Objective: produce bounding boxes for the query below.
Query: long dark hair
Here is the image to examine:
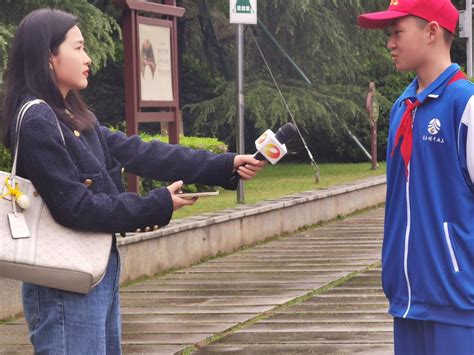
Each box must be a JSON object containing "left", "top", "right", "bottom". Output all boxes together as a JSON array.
[{"left": 1, "top": 8, "right": 95, "bottom": 148}]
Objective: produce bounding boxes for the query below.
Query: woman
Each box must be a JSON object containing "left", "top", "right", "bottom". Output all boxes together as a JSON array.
[{"left": 1, "top": 8, "right": 264, "bottom": 354}]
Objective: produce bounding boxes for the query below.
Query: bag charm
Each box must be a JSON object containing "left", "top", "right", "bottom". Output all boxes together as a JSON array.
[{"left": 1, "top": 177, "right": 31, "bottom": 210}]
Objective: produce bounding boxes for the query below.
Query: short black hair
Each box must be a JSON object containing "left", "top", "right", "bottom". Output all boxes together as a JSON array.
[{"left": 414, "top": 17, "right": 454, "bottom": 46}]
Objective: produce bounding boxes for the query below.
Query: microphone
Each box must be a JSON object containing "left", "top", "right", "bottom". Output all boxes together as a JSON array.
[{"left": 230, "top": 123, "right": 298, "bottom": 185}]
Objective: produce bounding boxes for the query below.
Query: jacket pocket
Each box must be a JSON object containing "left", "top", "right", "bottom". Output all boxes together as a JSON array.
[{"left": 443, "top": 222, "right": 461, "bottom": 273}]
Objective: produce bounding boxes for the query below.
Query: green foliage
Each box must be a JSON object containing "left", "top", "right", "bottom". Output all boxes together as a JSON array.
[
  {"left": 176, "top": 0, "right": 467, "bottom": 162},
  {"left": 82, "top": 54, "right": 124, "bottom": 127},
  {"left": 0, "top": 0, "right": 120, "bottom": 73},
  {"left": 1, "top": 0, "right": 468, "bottom": 165},
  {"left": 0, "top": 145, "right": 10, "bottom": 171},
  {"left": 136, "top": 133, "right": 229, "bottom": 195},
  {"left": 254, "top": 0, "right": 392, "bottom": 85},
  {"left": 178, "top": 0, "right": 403, "bottom": 162},
  {"left": 0, "top": 0, "right": 122, "bottom": 139},
  {"left": 140, "top": 133, "right": 228, "bottom": 154},
  {"left": 184, "top": 78, "right": 395, "bottom": 162},
  {"left": 0, "top": 23, "right": 14, "bottom": 77}
]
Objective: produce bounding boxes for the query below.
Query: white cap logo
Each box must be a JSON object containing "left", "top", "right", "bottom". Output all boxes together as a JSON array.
[{"left": 428, "top": 119, "right": 441, "bottom": 135}]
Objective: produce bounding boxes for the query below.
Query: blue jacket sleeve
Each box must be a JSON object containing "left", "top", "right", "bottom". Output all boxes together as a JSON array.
[
  {"left": 17, "top": 113, "right": 174, "bottom": 233},
  {"left": 100, "top": 127, "right": 238, "bottom": 189}
]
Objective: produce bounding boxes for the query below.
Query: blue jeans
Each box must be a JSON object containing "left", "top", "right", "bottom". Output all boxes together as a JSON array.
[
  {"left": 394, "top": 317, "right": 474, "bottom": 355},
  {"left": 22, "top": 245, "right": 121, "bottom": 354}
]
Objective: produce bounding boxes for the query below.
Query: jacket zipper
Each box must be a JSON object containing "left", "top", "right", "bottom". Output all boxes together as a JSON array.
[
  {"left": 402, "top": 107, "right": 417, "bottom": 318},
  {"left": 443, "top": 222, "right": 460, "bottom": 272},
  {"left": 402, "top": 163, "right": 412, "bottom": 318}
]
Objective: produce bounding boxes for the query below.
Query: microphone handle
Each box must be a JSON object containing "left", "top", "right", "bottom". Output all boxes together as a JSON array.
[
  {"left": 253, "top": 152, "right": 266, "bottom": 161},
  {"left": 229, "top": 152, "right": 266, "bottom": 187}
]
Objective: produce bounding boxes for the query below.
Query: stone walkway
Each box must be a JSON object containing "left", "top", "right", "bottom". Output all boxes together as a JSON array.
[
  {"left": 0, "top": 207, "right": 391, "bottom": 354},
  {"left": 194, "top": 267, "right": 391, "bottom": 354}
]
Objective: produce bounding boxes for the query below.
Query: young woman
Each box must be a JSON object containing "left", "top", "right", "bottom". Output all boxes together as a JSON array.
[{"left": 1, "top": 8, "right": 265, "bottom": 354}]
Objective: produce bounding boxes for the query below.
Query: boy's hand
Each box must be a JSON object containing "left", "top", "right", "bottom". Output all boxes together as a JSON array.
[
  {"left": 166, "top": 181, "right": 198, "bottom": 211},
  {"left": 233, "top": 155, "right": 266, "bottom": 180}
]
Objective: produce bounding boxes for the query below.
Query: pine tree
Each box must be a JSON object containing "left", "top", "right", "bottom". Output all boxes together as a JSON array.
[
  {"left": 0, "top": 0, "right": 119, "bottom": 77},
  {"left": 179, "top": 0, "right": 405, "bottom": 161}
]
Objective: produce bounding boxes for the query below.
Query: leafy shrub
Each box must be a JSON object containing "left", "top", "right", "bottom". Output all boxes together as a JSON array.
[{"left": 135, "top": 133, "right": 228, "bottom": 195}]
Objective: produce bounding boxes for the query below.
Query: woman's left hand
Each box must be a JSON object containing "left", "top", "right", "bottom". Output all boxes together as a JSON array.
[{"left": 233, "top": 155, "right": 267, "bottom": 180}]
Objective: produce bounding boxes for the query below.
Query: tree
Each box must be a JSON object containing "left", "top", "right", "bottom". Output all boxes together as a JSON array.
[
  {"left": 0, "top": 0, "right": 119, "bottom": 74},
  {"left": 178, "top": 0, "right": 405, "bottom": 161},
  {"left": 0, "top": 0, "right": 122, "bottom": 127}
]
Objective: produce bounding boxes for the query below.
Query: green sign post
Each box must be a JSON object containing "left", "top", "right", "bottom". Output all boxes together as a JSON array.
[
  {"left": 235, "top": 0, "right": 254, "bottom": 14},
  {"left": 230, "top": 0, "right": 257, "bottom": 203}
]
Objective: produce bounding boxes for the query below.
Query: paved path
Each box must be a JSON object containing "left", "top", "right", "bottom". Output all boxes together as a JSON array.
[
  {"left": 194, "top": 267, "right": 391, "bottom": 354},
  {"left": 0, "top": 208, "right": 390, "bottom": 354}
]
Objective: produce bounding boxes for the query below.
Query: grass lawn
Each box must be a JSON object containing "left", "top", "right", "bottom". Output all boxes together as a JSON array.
[{"left": 173, "top": 162, "right": 386, "bottom": 219}]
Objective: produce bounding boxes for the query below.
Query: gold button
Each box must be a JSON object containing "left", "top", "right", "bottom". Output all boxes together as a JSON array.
[
  {"left": 145, "top": 226, "right": 151, "bottom": 232},
  {"left": 135, "top": 228, "right": 141, "bottom": 233},
  {"left": 153, "top": 225, "right": 159, "bottom": 230},
  {"left": 74, "top": 130, "right": 81, "bottom": 137},
  {"left": 84, "top": 179, "right": 93, "bottom": 187}
]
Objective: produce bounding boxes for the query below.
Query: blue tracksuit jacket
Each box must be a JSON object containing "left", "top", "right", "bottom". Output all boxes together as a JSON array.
[{"left": 384, "top": 64, "right": 474, "bottom": 327}]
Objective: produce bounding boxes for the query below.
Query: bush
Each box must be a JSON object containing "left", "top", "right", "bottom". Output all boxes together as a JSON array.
[
  {"left": 135, "top": 133, "right": 229, "bottom": 195},
  {"left": 0, "top": 145, "right": 10, "bottom": 172},
  {"left": 139, "top": 133, "right": 228, "bottom": 154}
]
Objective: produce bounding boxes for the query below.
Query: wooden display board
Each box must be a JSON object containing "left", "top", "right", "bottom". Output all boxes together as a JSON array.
[{"left": 115, "top": 0, "right": 185, "bottom": 193}]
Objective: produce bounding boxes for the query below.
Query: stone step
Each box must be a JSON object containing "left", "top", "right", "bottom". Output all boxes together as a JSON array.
[
  {"left": 121, "top": 290, "right": 304, "bottom": 298},
  {"left": 121, "top": 344, "right": 191, "bottom": 354},
  {"left": 304, "top": 295, "right": 388, "bottom": 303},
  {"left": 121, "top": 322, "right": 232, "bottom": 334},
  {"left": 193, "top": 343, "right": 392, "bottom": 354},
  {"left": 121, "top": 313, "right": 254, "bottom": 324},
  {"left": 260, "top": 312, "right": 392, "bottom": 323},
  {"left": 175, "top": 264, "right": 372, "bottom": 276},
  {"left": 213, "top": 331, "right": 393, "bottom": 344},
  {"left": 0, "top": 333, "right": 30, "bottom": 345},
  {"left": 161, "top": 270, "right": 354, "bottom": 279},
  {"left": 120, "top": 296, "right": 295, "bottom": 307},
  {"left": 276, "top": 304, "right": 389, "bottom": 313},
  {"left": 120, "top": 305, "right": 272, "bottom": 315},
  {"left": 122, "top": 344, "right": 186, "bottom": 354},
  {"left": 121, "top": 332, "right": 212, "bottom": 345},
  {"left": 157, "top": 274, "right": 352, "bottom": 282},
  {"left": 125, "top": 282, "right": 328, "bottom": 292},
  {"left": 202, "top": 260, "right": 377, "bottom": 266},
  {"left": 238, "top": 322, "right": 393, "bottom": 332}
]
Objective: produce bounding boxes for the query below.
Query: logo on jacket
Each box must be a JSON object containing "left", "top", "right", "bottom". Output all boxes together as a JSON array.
[{"left": 428, "top": 119, "right": 441, "bottom": 135}]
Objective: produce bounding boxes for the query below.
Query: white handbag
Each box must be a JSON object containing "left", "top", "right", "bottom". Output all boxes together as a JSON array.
[{"left": 0, "top": 100, "right": 112, "bottom": 294}]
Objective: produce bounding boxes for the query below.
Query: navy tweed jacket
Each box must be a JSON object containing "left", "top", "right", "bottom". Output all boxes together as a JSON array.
[{"left": 12, "top": 99, "right": 237, "bottom": 234}]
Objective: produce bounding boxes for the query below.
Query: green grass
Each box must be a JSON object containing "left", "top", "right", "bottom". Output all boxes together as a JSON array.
[{"left": 173, "top": 162, "right": 386, "bottom": 219}]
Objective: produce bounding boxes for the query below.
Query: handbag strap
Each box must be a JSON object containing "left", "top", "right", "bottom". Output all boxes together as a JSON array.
[
  {"left": 11, "top": 99, "right": 65, "bottom": 180},
  {"left": 6, "top": 99, "right": 66, "bottom": 215}
]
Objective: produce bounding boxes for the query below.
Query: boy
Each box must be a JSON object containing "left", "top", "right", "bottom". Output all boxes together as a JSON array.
[{"left": 358, "top": 0, "right": 474, "bottom": 354}]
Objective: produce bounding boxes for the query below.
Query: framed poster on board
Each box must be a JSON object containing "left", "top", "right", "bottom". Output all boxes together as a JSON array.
[{"left": 137, "top": 16, "right": 175, "bottom": 106}]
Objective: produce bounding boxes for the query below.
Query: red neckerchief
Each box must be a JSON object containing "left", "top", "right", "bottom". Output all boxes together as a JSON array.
[{"left": 391, "top": 71, "right": 467, "bottom": 179}]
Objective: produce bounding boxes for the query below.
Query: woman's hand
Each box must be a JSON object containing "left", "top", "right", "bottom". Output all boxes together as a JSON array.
[
  {"left": 166, "top": 181, "right": 198, "bottom": 211},
  {"left": 233, "top": 155, "right": 267, "bottom": 180}
]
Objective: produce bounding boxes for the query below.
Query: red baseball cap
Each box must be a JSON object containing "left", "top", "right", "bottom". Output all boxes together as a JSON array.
[{"left": 358, "top": 0, "right": 459, "bottom": 33}]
